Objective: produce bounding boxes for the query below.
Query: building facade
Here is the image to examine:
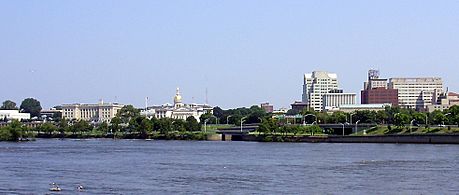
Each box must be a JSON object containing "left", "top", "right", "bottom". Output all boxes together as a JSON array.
[
  {"left": 388, "top": 77, "right": 443, "bottom": 110},
  {"left": 361, "top": 87, "right": 399, "bottom": 106},
  {"left": 338, "top": 104, "right": 391, "bottom": 113},
  {"left": 302, "top": 71, "right": 339, "bottom": 111},
  {"left": 0, "top": 110, "right": 30, "bottom": 121},
  {"left": 141, "top": 88, "right": 213, "bottom": 122},
  {"left": 323, "top": 93, "right": 356, "bottom": 111},
  {"left": 426, "top": 91, "right": 459, "bottom": 112},
  {"left": 361, "top": 70, "right": 399, "bottom": 106},
  {"left": 62, "top": 101, "right": 124, "bottom": 122},
  {"left": 260, "top": 102, "right": 274, "bottom": 113}
]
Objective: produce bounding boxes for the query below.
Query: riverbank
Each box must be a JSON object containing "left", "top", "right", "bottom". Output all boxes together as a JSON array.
[{"left": 238, "top": 134, "right": 459, "bottom": 144}]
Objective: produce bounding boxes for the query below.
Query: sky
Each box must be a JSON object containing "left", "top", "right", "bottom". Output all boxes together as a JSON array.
[{"left": 1, "top": 0, "right": 459, "bottom": 109}]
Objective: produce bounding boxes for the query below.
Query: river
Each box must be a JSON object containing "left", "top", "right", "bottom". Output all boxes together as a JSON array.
[{"left": 1, "top": 139, "right": 458, "bottom": 194}]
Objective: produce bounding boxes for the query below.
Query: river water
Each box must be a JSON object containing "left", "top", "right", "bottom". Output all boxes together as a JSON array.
[{"left": 0, "top": 139, "right": 458, "bottom": 194}]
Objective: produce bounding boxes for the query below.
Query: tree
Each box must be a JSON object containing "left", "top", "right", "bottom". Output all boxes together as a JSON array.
[
  {"left": 376, "top": 110, "right": 389, "bottom": 124},
  {"left": 330, "top": 112, "right": 347, "bottom": 123},
  {"left": 71, "top": 120, "right": 92, "bottom": 134},
  {"left": 96, "top": 122, "right": 109, "bottom": 133},
  {"left": 186, "top": 116, "right": 201, "bottom": 132},
  {"left": 0, "top": 100, "right": 18, "bottom": 110},
  {"left": 431, "top": 111, "right": 446, "bottom": 125},
  {"left": 110, "top": 117, "right": 122, "bottom": 133},
  {"left": 39, "top": 123, "right": 58, "bottom": 135},
  {"left": 412, "top": 112, "right": 427, "bottom": 125},
  {"left": 20, "top": 98, "right": 42, "bottom": 118},
  {"left": 116, "top": 105, "right": 140, "bottom": 124},
  {"left": 394, "top": 113, "right": 410, "bottom": 128}
]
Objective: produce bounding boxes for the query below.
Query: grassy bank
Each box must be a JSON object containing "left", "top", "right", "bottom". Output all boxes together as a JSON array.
[{"left": 353, "top": 125, "right": 459, "bottom": 135}]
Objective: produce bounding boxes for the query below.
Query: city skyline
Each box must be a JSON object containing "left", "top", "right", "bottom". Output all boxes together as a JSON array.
[{"left": 2, "top": 1, "right": 459, "bottom": 109}]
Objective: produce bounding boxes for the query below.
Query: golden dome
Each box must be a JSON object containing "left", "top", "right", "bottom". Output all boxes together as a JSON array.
[{"left": 174, "top": 88, "right": 182, "bottom": 104}]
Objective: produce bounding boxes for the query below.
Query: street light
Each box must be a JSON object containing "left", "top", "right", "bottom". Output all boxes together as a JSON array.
[
  {"left": 258, "top": 117, "right": 263, "bottom": 123},
  {"left": 240, "top": 116, "right": 248, "bottom": 132},
  {"left": 355, "top": 120, "right": 360, "bottom": 134},
  {"left": 410, "top": 119, "right": 416, "bottom": 134},
  {"left": 444, "top": 113, "right": 452, "bottom": 126},
  {"left": 204, "top": 119, "right": 209, "bottom": 133},
  {"left": 226, "top": 115, "right": 232, "bottom": 125},
  {"left": 349, "top": 113, "right": 354, "bottom": 124},
  {"left": 339, "top": 123, "right": 345, "bottom": 136}
]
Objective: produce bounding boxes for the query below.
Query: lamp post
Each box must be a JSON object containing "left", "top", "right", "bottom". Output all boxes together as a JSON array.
[
  {"left": 350, "top": 113, "right": 354, "bottom": 124},
  {"left": 226, "top": 115, "right": 232, "bottom": 125},
  {"left": 339, "top": 123, "right": 345, "bottom": 136},
  {"left": 444, "top": 113, "right": 451, "bottom": 126},
  {"left": 410, "top": 119, "right": 416, "bottom": 134},
  {"left": 355, "top": 120, "right": 360, "bottom": 134},
  {"left": 240, "top": 116, "right": 247, "bottom": 132},
  {"left": 311, "top": 121, "right": 317, "bottom": 136},
  {"left": 204, "top": 119, "right": 209, "bottom": 133}
]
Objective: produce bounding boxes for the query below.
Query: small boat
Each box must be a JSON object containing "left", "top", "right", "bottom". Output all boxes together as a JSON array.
[
  {"left": 77, "top": 185, "right": 84, "bottom": 191},
  {"left": 49, "top": 183, "right": 61, "bottom": 192}
]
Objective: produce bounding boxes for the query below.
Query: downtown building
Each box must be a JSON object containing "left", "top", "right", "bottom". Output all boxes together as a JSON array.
[
  {"left": 322, "top": 91, "right": 356, "bottom": 111},
  {"left": 361, "top": 70, "right": 399, "bottom": 106},
  {"left": 388, "top": 77, "right": 443, "bottom": 110},
  {"left": 141, "top": 88, "right": 213, "bottom": 122},
  {"left": 301, "top": 71, "right": 356, "bottom": 112},
  {"left": 62, "top": 101, "right": 124, "bottom": 122}
]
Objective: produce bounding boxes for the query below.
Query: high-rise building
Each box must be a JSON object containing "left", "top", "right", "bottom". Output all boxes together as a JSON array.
[
  {"left": 361, "top": 70, "right": 398, "bottom": 106},
  {"left": 388, "top": 77, "right": 443, "bottom": 110},
  {"left": 302, "top": 71, "right": 339, "bottom": 111}
]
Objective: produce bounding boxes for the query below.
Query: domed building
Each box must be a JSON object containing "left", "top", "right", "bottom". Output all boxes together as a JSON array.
[{"left": 141, "top": 88, "right": 213, "bottom": 122}]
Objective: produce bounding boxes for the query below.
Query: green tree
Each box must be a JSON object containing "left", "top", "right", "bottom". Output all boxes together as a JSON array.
[
  {"left": 0, "top": 100, "right": 18, "bottom": 110},
  {"left": 72, "top": 120, "right": 92, "bottom": 135},
  {"left": 185, "top": 116, "right": 201, "bottom": 132},
  {"left": 330, "top": 112, "right": 347, "bottom": 123},
  {"left": 394, "top": 113, "right": 410, "bottom": 128},
  {"left": 96, "top": 122, "right": 109, "bottom": 133},
  {"left": 412, "top": 112, "right": 427, "bottom": 125},
  {"left": 431, "top": 110, "right": 446, "bottom": 125},
  {"left": 20, "top": 98, "right": 42, "bottom": 118},
  {"left": 110, "top": 117, "right": 122, "bottom": 133},
  {"left": 116, "top": 105, "right": 140, "bottom": 124},
  {"left": 376, "top": 110, "right": 389, "bottom": 124},
  {"left": 39, "top": 123, "right": 58, "bottom": 135}
]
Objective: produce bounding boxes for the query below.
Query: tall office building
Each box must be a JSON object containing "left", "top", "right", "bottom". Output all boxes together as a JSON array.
[
  {"left": 388, "top": 77, "right": 443, "bottom": 110},
  {"left": 302, "top": 71, "right": 339, "bottom": 111},
  {"left": 361, "top": 70, "right": 399, "bottom": 106}
]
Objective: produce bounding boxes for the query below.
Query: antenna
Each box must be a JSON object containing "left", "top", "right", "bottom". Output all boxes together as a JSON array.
[{"left": 205, "top": 88, "right": 208, "bottom": 105}]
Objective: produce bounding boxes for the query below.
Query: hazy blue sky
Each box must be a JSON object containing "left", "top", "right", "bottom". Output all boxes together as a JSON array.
[{"left": 1, "top": 1, "right": 458, "bottom": 109}]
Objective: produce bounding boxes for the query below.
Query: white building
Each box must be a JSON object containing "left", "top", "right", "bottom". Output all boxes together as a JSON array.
[
  {"left": 141, "top": 88, "right": 212, "bottom": 122},
  {"left": 302, "top": 71, "right": 339, "bottom": 111},
  {"left": 426, "top": 91, "right": 459, "bottom": 112},
  {"left": 388, "top": 77, "right": 443, "bottom": 110},
  {"left": 323, "top": 93, "right": 356, "bottom": 111},
  {"left": 61, "top": 101, "right": 124, "bottom": 122},
  {"left": 0, "top": 110, "right": 31, "bottom": 121},
  {"left": 337, "top": 104, "right": 391, "bottom": 113}
]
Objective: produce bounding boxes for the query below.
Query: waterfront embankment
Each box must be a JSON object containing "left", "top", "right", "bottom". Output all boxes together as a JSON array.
[{"left": 238, "top": 134, "right": 459, "bottom": 144}]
